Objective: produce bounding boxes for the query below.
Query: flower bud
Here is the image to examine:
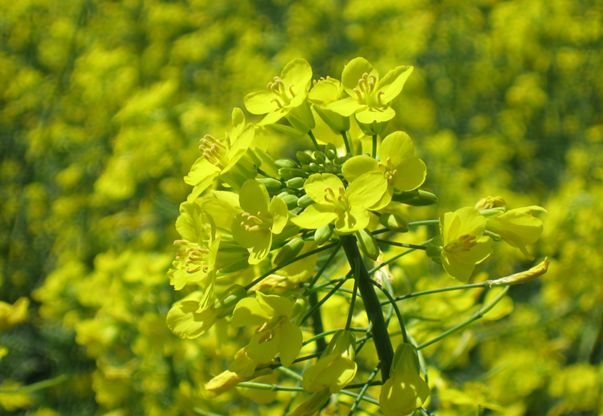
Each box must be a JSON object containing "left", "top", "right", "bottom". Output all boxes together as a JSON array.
[
  {"left": 393, "top": 189, "right": 438, "bottom": 206},
  {"left": 275, "top": 158, "right": 298, "bottom": 168},
  {"left": 297, "top": 194, "right": 314, "bottom": 208},
  {"left": 256, "top": 177, "right": 283, "bottom": 194},
  {"left": 296, "top": 150, "right": 314, "bottom": 165},
  {"left": 279, "top": 167, "right": 308, "bottom": 180},
  {"left": 277, "top": 192, "right": 299, "bottom": 210},
  {"left": 286, "top": 177, "right": 306, "bottom": 189},
  {"left": 312, "top": 151, "right": 326, "bottom": 164},
  {"left": 313, "top": 224, "right": 333, "bottom": 245},
  {"left": 356, "top": 229, "right": 379, "bottom": 260},
  {"left": 273, "top": 238, "right": 305, "bottom": 266}
]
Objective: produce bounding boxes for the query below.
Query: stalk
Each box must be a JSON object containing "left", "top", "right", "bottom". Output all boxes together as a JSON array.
[{"left": 341, "top": 235, "right": 394, "bottom": 380}]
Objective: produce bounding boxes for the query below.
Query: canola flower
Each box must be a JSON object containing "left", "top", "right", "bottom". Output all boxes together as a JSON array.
[{"left": 166, "top": 57, "right": 548, "bottom": 414}]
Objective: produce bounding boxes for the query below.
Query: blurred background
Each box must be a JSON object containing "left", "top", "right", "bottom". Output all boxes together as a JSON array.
[{"left": 1, "top": 0, "right": 602, "bottom": 414}]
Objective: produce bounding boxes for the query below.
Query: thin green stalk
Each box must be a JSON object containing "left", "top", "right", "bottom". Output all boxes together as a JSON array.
[
  {"left": 374, "top": 238, "right": 427, "bottom": 251},
  {"left": 341, "top": 131, "right": 352, "bottom": 154},
  {"left": 300, "top": 276, "right": 349, "bottom": 324},
  {"left": 245, "top": 242, "right": 337, "bottom": 290},
  {"left": 348, "top": 364, "right": 381, "bottom": 415},
  {"left": 237, "top": 382, "right": 305, "bottom": 392},
  {"left": 302, "top": 327, "right": 367, "bottom": 346},
  {"left": 372, "top": 279, "right": 409, "bottom": 343},
  {"left": 277, "top": 366, "right": 303, "bottom": 381},
  {"left": 383, "top": 281, "right": 495, "bottom": 305},
  {"left": 308, "top": 130, "right": 320, "bottom": 150},
  {"left": 345, "top": 263, "right": 360, "bottom": 330},
  {"left": 408, "top": 219, "right": 440, "bottom": 227},
  {"left": 307, "top": 242, "right": 341, "bottom": 288},
  {"left": 341, "top": 235, "right": 394, "bottom": 381},
  {"left": 418, "top": 287, "right": 510, "bottom": 350},
  {"left": 0, "top": 375, "right": 67, "bottom": 394}
]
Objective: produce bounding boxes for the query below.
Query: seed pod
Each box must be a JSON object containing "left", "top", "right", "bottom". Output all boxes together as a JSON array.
[
  {"left": 275, "top": 158, "right": 298, "bottom": 168},
  {"left": 273, "top": 237, "right": 305, "bottom": 266},
  {"left": 285, "top": 177, "right": 306, "bottom": 189},
  {"left": 297, "top": 194, "right": 314, "bottom": 208},
  {"left": 356, "top": 229, "right": 379, "bottom": 260},
  {"left": 256, "top": 177, "right": 283, "bottom": 194},
  {"left": 314, "top": 224, "right": 333, "bottom": 245}
]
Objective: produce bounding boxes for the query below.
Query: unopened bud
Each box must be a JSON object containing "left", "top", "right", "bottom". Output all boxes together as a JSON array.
[
  {"left": 297, "top": 194, "right": 314, "bottom": 208},
  {"left": 312, "top": 151, "right": 326, "bottom": 164},
  {"left": 275, "top": 158, "right": 298, "bottom": 168},
  {"left": 314, "top": 224, "right": 333, "bottom": 245},
  {"left": 277, "top": 192, "right": 299, "bottom": 209},
  {"left": 279, "top": 167, "right": 308, "bottom": 180},
  {"left": 273, "top": 238, "right": 305, "bottom": 266},
  {"left": 296, "top": 151, "right": 314, "bottom": 165},
  {"left": 285, "top": 177, "right": 306, "bottom": 189},
  {"left": 393, "top": 189, "right": 438, "bottom": 206},
  {"left": 256, "top": 177, "right": 283, "bottom": 194},
  {"left": 356, "top": 229, "right": 379, "bottom": 260}
]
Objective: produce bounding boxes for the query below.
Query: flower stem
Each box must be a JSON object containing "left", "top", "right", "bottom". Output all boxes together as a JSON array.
[
  {"left": 341, "top": 132, "right": 352, "bottom": 155},
  {"left": 372, "top": 134, "right": 377, "bottom": 158},
  {"left": 341, "top": 235, "right": 394, "bottom": 381},
  {"left": 308, "top": 291, "right": 327, "bottom": 353}
]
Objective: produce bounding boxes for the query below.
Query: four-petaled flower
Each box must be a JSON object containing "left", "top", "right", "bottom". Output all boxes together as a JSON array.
[
  {"left": 327, "top": 57, "right": 413, "bottom": 126},
  {"left": 291, "top": 172, "right": 388, "bottom": 234},
  {"left": 379, "top": 343, "right": 430, "bottom": 416},
  {"left": 185, "top": 107, "right": 255, "bottom": 200},
  {"left": 230, "top": 292, "right": 302, "bottom": 367},
  {"left": 441, "top": 207, "right": 493, "bottom": 281},
  {"left": 486, "top": 205, "right": 546, "bottom": 257},
  {"left": 342, "top": 131, "right": 427, "bottom": 209},
  {"left": 244, "top": 58, "right": 313, "bottom": 128},
  {"left": 231, "top": 179, "right": 288, "bottom": 264}
]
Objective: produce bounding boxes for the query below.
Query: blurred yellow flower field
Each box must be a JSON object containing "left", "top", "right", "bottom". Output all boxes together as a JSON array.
[{"left": 1, "top": 0, "right": 602, "bottom": 415}]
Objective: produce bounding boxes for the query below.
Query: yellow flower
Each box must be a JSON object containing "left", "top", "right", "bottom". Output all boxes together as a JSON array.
[{"left": 441, "top": 207, "right": 493, "bottom": 281}]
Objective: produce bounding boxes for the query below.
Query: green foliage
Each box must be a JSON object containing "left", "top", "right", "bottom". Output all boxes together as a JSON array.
[{"left": 0, "top": 0, "right": 601, "bottom": 415}]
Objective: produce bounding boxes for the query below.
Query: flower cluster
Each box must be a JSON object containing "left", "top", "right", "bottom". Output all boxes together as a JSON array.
[{"left": 167, "top": 57, "right": 547, "bottom": 414}]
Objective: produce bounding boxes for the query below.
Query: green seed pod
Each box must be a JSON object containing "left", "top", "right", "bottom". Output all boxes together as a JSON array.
[
  {"left": 312, "top": 151, "right": 326, "bottom": 164},
  {"left": 277, "top": 192, "right": 299, "bottom": 209},
  {"left": 296, "top": 150, "right": 314, "bottom": 164},
  {"left": 297, "top": 194, "right": 315, "bottom": 208},
  {"left": 314, "top": 224, "right": 333, "bottom": 245},
  {"left": 356, "top": 229, "right": 379, "bottom": 260},
  {"left": 286, "top": 177, "right": 306, "bottom": 189},
  {"left": 275, "top": 158, "right": 298, "bottom": 168},
  {"left": 279, "top": 167, "right": 308, "bottom": 180},
  {"left": 256, "top": 177, "right": 283, "bottom": 194},
  {"left": 273, "top": 237, "right": 305, "bottom": 266}
]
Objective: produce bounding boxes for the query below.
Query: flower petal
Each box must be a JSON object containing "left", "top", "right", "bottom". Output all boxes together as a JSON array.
[
  {"left": 341, "top": 57, "right": 376, "bottom": 92},
  {"left": 244, "top": 90, "right": 279, "bottom": 115},
  {"left": 342, "top": 155, "right": 379, "bottom": 182},
  {"left": 376, "top": 65, "right": 413, "bottom": 105}
]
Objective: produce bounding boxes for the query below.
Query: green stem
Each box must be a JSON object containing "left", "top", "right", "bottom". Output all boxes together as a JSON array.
[
  {"left": 417, "top": 287, "right": 510, "bottom": 350},
  {"left": 341, "top": 132, "right": 352, "bottom": 155},
  {"left": 300, "top": 275, "right": 349, "bottom": 324},
  {"left": 372, "top": 134, "right": 377, "bottom": 158},
  {"left": 345, "top": 272, "right": 359, "bottom": 330},
  {"left": 384, "top": 281, "right": 496, "bottom": 305},
  {"left": 375, "top": 238, "right": 427, "bottom": 251},
  {"left": 308, "top": 130, "right": 320, "bottom": 150},
  {"left": 348, "top": 365, "right": 381, "bottom": 413},
  {"left": 371, "top": 280, "right": 409, "bottom": 343},
  {"left": 341, "top": 235, "right": 394, "bottom": 381},
  {"left": 308, "top": 291, "right": 327, "bottom": 353},
  {"left": 244, "top": 242, "right": 338, "bottom": 290}
]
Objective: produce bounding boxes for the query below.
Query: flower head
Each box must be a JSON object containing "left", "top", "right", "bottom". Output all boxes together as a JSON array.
[
  {"left": 327, "top": 57, "right": 413, "bottom": 128},
  {"left": 379, "top": 343, "right": 430, "bottom": 416},
  {"left": 342, "top": 131, "right": 426, "bottom": 209},
  {"left": 244, "top": 58, "right": 313, "bottom": 127},
  {"left": 441, "top": 207, "right": 493, "bottom": 281},
  {"left": 231, "top": 179, "right": 288, "bottom": 264},
  {"left": 230, "top": 292, "right": 302, "bottom": 367},
  {"left": 291, "top": 172, "right": 388, "bottom": 234},
  {"left": 486, "top": 206, "right": 546, "bottom": 257}
]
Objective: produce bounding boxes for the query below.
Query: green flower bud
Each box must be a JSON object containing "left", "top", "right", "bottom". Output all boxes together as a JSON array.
[
  {"left": 314, "top": 224, "right": 333, "bottom": 245},
  {"left": 277, "top": 192, "right": 299, "bottom": 210},
  {"left": 312, "top": 151, "right": 326, "bottom": 164},
  {"left": 285, "top": 177, "right": 306, "bottom": 189},
  {"left": 297, "top": 194, "right": 315, "bottom": 208},
  {"left": 279, "top": 167, "right": 308, "bottom": 180},
  {"left": 273, "top": 237, "right": 305, "bottom": 266},
  {"left": 324, "top": 144, "right": 338, "bottom": 160},
  {"left": 296, "top": 150, "right": 314, "bottom": 165},
  {"left": 275, "top": 158, "right": 298, "bottom": 168},
  {"left": 393, "top": 189, "right": 438, "bottom": 206},
  {"left": 308, "top": 162, "right": 320, "bottom": 172},
  {"left": 356, "top": 229, "right": 379, "bottom": 260},
  {"left": 256, "top": 177, "right": 283, "bottom": 194}
]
